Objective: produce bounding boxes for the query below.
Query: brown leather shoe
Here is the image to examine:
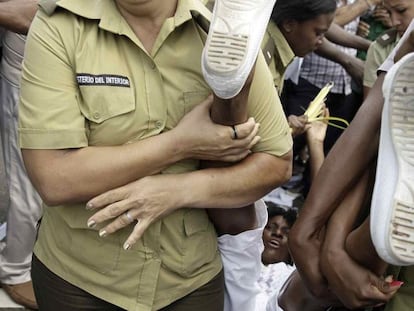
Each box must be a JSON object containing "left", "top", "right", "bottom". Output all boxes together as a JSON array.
[{"left": 2, "top": 281, "right": 38, "bottom": 310}]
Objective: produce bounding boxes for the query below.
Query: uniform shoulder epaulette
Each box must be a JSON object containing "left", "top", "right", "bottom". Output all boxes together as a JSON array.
[
  {"left": 376, "top": 28, "right": 398, "bottom": 47},
  {"left": 38, "top": 0, "right": 59, "bottom": 16},
  {"left": 205, "top": 0, "right": 215, "bottom": 11},
  {"left": 262, "top": 30, "right": 275, "bottom": 66}
]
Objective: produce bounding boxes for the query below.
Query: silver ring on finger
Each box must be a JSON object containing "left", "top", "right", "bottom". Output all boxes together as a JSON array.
[
  {"left": 231, "top": 125, "right": 238, "bottom": 139},
  {"left": 125, "top": 211, "right": 134, "bottom": 223}
]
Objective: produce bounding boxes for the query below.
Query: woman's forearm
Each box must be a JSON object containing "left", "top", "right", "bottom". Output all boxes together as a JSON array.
[
  {"left": 326, "top": 23, "right": 371, "bottom": 51},
  {"left": 22, "top": 130, "right": 187, "bottom": 205},
  {"left": 334, "top": 0, "right": 372, "bottom": 26},
  {"left": 178, "top": 151, "right": 292, "bottom": 209},
  {"left": 322, "top": 171, "right": 371, "bottom": 257},
  {"left": 22, "top": 96, "right": 263, "bottom": 206}
]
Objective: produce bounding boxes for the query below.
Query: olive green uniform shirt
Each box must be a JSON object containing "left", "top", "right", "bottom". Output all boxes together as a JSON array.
[
  {"left": 261, "top": 21, "right": 295, "bottom": 94},
  {"left": 363, "top": 29, "right": 399, "bottom": 88},
  {"left": 19, "top": 0, "right": 292, "bottom": 310}
]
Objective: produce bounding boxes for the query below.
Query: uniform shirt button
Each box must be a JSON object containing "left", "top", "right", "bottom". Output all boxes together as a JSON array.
[
  {"left": 93, "top": 112, "right": 100, "bottom": 120},
  {"left": 155, "top": 120, "right": 163, "bottom": 129},
  {"left": 150, "top": 62, "right": 156, "bottom": 70}
]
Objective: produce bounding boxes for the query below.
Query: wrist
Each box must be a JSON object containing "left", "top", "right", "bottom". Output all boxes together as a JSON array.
[
  {"left": 307, "top": 137, "right": 324, "bottom": 145},
  {"left": 363, "top": 0, "right": 376, "bottom": 12}
]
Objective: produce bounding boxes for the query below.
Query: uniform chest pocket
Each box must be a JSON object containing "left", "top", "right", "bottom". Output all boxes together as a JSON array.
[{"left": 79, "top": 85, "right": 136, "bottom": 124}]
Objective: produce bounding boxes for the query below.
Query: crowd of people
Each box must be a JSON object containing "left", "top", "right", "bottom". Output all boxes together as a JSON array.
[{"left": 0, "top": 0, "right": 413, "bottom": 310}]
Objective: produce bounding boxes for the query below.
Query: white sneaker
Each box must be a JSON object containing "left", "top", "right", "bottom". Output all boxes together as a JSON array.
[
  {"left": 201, "top": 0, "right": 276, "bottom": 99},
  {"left": 370, "top": 52, "right": 414, "bottom": 266}
]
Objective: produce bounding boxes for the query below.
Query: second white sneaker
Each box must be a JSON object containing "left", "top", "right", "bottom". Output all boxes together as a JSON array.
[
  {"left": 202, "top": 0, "right": 276, "bottom": 99},
  {"left": 370, "top": 52, "right": 414, "bottom": 266}
]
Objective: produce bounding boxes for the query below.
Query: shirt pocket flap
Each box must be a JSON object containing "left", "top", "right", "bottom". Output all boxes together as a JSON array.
[
  {"left": 79, "top": 86, "right": 135, "bottom": 124},
  {"left": 184, "top": 209, "right": 210, "bottom": 236}
]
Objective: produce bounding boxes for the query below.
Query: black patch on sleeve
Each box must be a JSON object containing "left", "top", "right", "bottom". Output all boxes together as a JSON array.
[{"left": 76, "top": 74, "right": 130, "bottom": 87}]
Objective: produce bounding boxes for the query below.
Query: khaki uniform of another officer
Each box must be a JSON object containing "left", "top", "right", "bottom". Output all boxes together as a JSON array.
[
  {"left": 363, "top": 28, "right": 399, "bottom": 89},
  {"left": 261, "top": 21, "right": 296, "bottom": 94}
]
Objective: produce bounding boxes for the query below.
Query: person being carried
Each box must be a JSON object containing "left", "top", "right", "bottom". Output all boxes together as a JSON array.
[
  {"left": 283, "top": 18, "right": 414, "bottom": 311},
  {"left": 256, "top": 203, "right": 297, "bottom": 311}
]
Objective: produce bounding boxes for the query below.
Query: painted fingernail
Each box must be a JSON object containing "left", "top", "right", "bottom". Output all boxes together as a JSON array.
[
  {"left": 99, "top": 230, "right": 107, "bottom": 237},
  {"left": 390, "top": 281, "right": 404, "bottom": 287},
  {"left": 87, "top": 220, "right": 96, "bottom": 228},
  {"left": 86, "top": 202, "right": 93, "bottom": 210},
  {"left": 123, "top": 243, "right": 131, "bottom": 251}
]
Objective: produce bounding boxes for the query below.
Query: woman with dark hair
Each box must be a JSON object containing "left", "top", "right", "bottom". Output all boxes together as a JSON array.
[
  {"left": 256, "top": 202, "right": 298, "bottom": 311},
  {"left": 262, "top": 203, "right": 297, "bottom": 266},
  {"left": 272, "top": 0, "right": 337, "bottom": 24},
  {"left": 263, "top": 0, "right": 373, "bottom": 210},
  {"left": 263, "top": 0, "right": 337, "bottom": 95}
]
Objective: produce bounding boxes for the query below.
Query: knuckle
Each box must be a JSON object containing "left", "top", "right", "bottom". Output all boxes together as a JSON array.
[
  {"left": 104, "top": 223, "right": 117, "bottom": 234},
  {"left": 120, "top": 216, "right": 130, "bottom": 226},
  {"left": 108, "top": 204, "right": 120, "bottom": 217}
]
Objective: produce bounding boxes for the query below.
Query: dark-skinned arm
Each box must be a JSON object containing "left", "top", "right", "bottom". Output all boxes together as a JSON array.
[
  {"left": 288, "top": 73, "right": 385, "bottom": 298},
  {"left": 325, "top": 23, "right": 371, "bottom": 51},
  {"left": 315, "top": 38, "right": 365, "bottom": 87},
  {"left": 321, "top": 171, "right": 400, "bottom": 309}
]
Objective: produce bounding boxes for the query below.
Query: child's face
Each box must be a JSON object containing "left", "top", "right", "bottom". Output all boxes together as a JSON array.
[
  {"left": 261, "top": 215, "right": 291, "bottom": 265},
  {"left": 384, "top": 0, "right": 414, "bottom": 36}
]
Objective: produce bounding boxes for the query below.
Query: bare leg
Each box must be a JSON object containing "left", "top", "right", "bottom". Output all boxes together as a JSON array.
[
  {"left": 346, "top": 216, "right": 388, "bottom": 276},
  {"left": 205, "top": 69, "right": 257, "bottom": 235},
  {"left": 344, "top": 161, "right": 388, "bottom": 276}
]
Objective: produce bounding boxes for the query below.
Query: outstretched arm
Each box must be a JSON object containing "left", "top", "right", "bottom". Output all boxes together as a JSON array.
[
  {"left": 325, "top": 23, "right": 371, "bottom": 51},
  {"left": 316, "top": 38, "right": 365, "bottom": 83},
  {"left": 306, "top": 107, "right": 328, "bottom": 182},
  {"left": 0, "top": 0, "right": 37, "bottom": 34},
  {"left": 334, "top": 0, "right": 379, "bottom": 27}
]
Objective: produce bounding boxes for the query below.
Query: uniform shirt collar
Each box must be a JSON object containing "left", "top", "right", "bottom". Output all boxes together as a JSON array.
[
  {"left": 268, "top": 21, "right": 295, "bottom": 69},
  {"left": 53, "top": 0, "right": 211, "bottom": 34}
]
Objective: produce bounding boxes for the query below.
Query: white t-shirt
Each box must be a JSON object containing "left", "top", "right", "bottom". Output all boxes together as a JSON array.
[{"left": 255, "top": 262, "right": 296, "bottom": 311}]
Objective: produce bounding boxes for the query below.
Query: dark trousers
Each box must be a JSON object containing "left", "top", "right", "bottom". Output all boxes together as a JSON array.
[{"left": 32, "top": 255, "right": 224, "bottom": 311}]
